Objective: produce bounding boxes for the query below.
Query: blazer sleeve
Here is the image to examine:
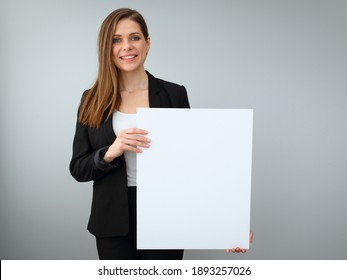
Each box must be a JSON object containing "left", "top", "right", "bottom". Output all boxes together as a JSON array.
[{"left": 69, "top": 120, "right": 120, "bottom": 182}]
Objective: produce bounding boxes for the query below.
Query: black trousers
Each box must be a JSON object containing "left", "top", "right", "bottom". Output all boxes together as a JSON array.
[{"left": 96, "top": 187, "right": 184, "bottom": 260}]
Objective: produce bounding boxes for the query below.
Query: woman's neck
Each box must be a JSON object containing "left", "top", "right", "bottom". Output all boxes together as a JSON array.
[{"left": 119, "top": 69, "right": 148, "bottom": 93}]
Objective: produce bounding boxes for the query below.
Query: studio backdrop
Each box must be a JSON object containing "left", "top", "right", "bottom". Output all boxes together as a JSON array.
[{"left": 1, "top": 0, "right": 346, "bottom": 259}]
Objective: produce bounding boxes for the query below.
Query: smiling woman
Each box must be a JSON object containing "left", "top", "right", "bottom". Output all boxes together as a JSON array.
[{"left": 69, "top": 8, "right": 190, "bottom": 260}]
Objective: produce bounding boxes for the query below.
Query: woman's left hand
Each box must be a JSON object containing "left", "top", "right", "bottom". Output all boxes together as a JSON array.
[{"left": 226, "top": 231, "right": 253, "bottom": 254}]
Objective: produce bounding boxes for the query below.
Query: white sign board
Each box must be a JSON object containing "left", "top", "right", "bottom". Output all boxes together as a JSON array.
[{"left": 137, "top": 109, "right": 253, "bottom": 249}]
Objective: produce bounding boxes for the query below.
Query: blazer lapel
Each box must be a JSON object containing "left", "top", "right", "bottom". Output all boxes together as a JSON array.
[
  {"left": 147, "top": 71, "right": 161, "bottom": 108},
  {"left": 101, "top": 115, "right": 116, "bottom": 145}
]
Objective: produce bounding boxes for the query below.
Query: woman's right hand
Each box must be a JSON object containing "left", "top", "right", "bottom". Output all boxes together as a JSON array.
[{"left": 103, "top": 128, "right": 150, "bottom": 163}]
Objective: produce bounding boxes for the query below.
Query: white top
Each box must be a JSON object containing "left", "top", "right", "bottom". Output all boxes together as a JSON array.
[{"left": 112, "top": 111, "right": 137, "bottom": 187}]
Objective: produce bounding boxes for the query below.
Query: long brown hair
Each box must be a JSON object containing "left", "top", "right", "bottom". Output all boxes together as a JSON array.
[{"left": 78, "top": 8, "right": 149, "bottom": 128}]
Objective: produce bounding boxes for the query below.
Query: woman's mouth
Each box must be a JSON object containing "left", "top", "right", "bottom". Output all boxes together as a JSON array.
[{"left": 120, "top": 55, "right": 137, "bottom": 62}]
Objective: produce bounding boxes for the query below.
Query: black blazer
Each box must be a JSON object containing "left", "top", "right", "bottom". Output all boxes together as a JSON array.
[{"left": 70, "top": 72, "right": 190, "bottom": 237}]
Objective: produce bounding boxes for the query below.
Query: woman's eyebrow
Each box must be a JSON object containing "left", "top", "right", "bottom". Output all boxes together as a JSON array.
[{"left": 113, "top": 32, "right": 141, "bottom": 37}]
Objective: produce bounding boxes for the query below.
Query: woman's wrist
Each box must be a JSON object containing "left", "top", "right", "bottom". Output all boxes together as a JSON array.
[{"left": 103, "top": 149, "right": 118, "bottom": 163}]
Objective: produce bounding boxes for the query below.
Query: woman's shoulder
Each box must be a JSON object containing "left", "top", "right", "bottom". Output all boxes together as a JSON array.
[
  {"left": 155, "top": 77, "right": 184, "bottom": 89},
  {"left": 146, "top": 71, "right": 190, "bottom": 108},
  {"left": 147, "top": 71, "right": 185, "bottom": 91}
]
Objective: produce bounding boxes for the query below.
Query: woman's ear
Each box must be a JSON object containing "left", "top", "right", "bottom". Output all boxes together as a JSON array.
[{"left": 146, "top": 36, "right": 151, "bottom": 54}]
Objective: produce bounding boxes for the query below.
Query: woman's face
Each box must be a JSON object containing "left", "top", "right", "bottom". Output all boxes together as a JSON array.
[{"left": 112, "top": 19, "right": 150, "bottom": 73}]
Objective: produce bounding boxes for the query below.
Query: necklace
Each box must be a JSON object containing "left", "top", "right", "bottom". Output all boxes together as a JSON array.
[{"left": 121, "top": 87, "right": 147, "bottom": 94}]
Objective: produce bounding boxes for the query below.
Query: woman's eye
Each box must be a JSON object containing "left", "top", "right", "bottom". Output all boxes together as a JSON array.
[
  {"left": 131, "top": 36, "right": 140, "bottom": 41},
  {"left": 112, "top": 38, "right": 121, "bottom": 44}
]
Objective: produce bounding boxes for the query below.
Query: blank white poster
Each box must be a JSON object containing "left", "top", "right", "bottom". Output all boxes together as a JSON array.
[{"left": 137, "top": 109, "right": 253, "bottom": 249}]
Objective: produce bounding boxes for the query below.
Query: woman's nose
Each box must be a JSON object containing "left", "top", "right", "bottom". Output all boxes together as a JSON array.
[{"left": 122, "top": 39, "right": 132, "bottom": 51}]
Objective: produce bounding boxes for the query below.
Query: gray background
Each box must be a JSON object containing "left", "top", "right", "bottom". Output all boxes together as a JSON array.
[{"left": 1, "top": 0, "right": 346, "bottom": 260}]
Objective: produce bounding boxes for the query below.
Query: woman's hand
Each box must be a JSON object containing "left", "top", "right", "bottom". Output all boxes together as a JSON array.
[
  {"left": 226, "top": 231, "right": 253, "bottom": 254},
  {"left": 104, "top": 128, "right": 150, "bottom": 162}
]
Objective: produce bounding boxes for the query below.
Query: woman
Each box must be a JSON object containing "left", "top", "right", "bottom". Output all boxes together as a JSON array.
[
  {"left": 70, "top": 8, "right": 251, "bottom": 260},
  {"left": 70, "top": 8, "right": 189, "bottom": 260}
]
